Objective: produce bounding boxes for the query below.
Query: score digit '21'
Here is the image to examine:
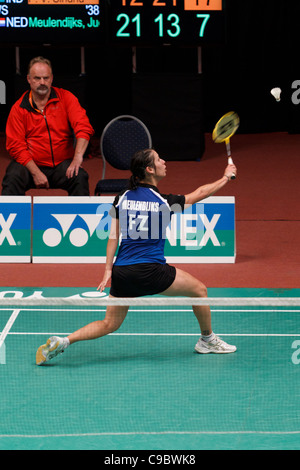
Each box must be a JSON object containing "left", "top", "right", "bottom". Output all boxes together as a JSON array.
[{"left": 112, "top": 0, "right": 225, "bottom": 44}]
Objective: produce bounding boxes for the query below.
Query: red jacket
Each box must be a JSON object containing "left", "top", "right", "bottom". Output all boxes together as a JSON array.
[{"left": 6, "top": 87, "right": 94, "bottom": 167}]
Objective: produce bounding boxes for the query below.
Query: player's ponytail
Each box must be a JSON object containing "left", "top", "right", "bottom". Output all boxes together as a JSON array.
[{"left": 129, "top": 149, "right": 154, "bottom": 190}]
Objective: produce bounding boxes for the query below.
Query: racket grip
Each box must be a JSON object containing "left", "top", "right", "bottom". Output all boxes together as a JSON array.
[{"left": 227, "top": 157, "right": 236, "bottom": 180}]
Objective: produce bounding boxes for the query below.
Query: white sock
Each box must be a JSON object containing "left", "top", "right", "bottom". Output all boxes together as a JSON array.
[
  {"left": 63, "top": 337, "right": 70, "bottom": 348},
  {"left": 201, "top": 332, "right": 216, "bottom": 343}
]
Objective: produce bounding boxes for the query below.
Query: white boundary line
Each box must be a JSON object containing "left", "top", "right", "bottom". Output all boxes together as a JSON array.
[
  {"left": 0, "top": 309, "right": 21, "bottom": 349},
  {"left": 0, "top": 430, "right": 300, "bottom": 438},
  {"left": 2, "top": 332, "right": 300, "bottom": 337}
]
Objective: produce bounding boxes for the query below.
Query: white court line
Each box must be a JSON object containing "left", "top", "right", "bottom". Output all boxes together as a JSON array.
[
  {"left": 0, "top": 309, "right": 21, "bottom": 349},
  {"left": 0, "top": 430, "right": 300, "bottom": 438}
]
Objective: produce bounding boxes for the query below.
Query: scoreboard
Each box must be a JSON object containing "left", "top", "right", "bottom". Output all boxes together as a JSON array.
[
  {"left": 110, "top": 0, "right": 225, "bottom": 45},
  {"left": 0, "top": 0, "right": 225, "bottom": 45}
]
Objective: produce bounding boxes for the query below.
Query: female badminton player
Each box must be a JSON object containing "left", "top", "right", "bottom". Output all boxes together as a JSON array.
[{"left": 36, "top": 149, "right": 237, "bottom": 365}]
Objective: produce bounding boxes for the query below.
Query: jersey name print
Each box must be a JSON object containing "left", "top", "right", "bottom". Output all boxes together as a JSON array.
[{"left": 121, "top": 199, "right": 160, "bottom": 212}]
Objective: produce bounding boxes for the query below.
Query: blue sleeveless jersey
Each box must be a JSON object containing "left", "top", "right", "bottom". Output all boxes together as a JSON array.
[{"left": 110, "top": 183, "right": 185, "bottom": 266}]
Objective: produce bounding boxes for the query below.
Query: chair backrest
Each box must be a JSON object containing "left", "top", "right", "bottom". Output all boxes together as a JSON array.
[{"left": 100, "top": 115, "right": 152, "bottom": 172}]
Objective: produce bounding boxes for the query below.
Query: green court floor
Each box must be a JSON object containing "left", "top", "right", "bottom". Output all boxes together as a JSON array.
[{"left": 0, "top": 288, "right": 300, "bottom": 450}]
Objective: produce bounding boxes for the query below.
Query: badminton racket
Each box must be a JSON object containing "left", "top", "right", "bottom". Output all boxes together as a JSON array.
[{"left": 212, "top": 111, "right": 240, "bottom": 179}]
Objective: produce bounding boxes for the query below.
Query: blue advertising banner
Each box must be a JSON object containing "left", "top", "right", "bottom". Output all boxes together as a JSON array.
[{"left": 32, "top": 196, "right": 235, "bottom": 263}]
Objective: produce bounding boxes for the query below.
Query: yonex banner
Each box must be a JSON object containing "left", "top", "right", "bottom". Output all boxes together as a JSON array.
[
  {"left": 0, "top": 196, "right": 31, "bottom": 262},
  {"left": 31, "top": 196, "right": 235, "bottom": 263}
]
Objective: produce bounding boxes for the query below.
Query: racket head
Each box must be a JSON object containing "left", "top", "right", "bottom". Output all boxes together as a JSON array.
[{"left": 212, "top": 111, "right": 240, "bottom": 143}]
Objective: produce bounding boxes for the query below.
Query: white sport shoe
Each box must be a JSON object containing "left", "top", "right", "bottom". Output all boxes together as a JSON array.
[
  {"left": 195, "top": 335, "right": 236, "bottom": 354},
  {"left": 36, "top": 336, "right": 67, "bottom": 365}
]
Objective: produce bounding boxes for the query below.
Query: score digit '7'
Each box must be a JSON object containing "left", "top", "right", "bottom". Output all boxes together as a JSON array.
[{"left": 197, "top": 14, "right": 210, "bottom": 37}]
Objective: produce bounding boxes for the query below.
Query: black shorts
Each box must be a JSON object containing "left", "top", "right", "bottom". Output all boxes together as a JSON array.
[{"left": 110, "top": 263, "right": 176, "bottom": 298}]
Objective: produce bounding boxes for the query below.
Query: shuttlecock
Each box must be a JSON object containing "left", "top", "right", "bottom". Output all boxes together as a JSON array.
[{"left": 270, "top": 87, "right": 281, "bottom": 102}]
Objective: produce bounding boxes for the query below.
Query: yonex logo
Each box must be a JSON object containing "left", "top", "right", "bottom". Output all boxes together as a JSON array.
[
  {"left": 167, "top": 213, "right": 221, "bottom": 247},
  {"left": 42, "top": 212, "right": 222, "bottom": 247},
  {"left": 0, "top": 213, "right": 17, "bottom": 246},
  {"left": 43, "top": 213, "right": 103, "bottom": 247}
]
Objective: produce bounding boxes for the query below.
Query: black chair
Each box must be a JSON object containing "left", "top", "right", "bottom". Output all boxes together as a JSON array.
[{"left": 94, "top": 115, "right": 152, "bottom": 195}]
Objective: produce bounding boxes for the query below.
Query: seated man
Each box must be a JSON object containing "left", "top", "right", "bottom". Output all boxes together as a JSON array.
[{"left": 2, "top": 56, "right": 94, "bottom": 196}]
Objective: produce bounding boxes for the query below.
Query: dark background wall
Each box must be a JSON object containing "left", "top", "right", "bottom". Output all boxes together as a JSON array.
[{"left": 1, "top": 0, "right": 300, "bottom": 158}]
